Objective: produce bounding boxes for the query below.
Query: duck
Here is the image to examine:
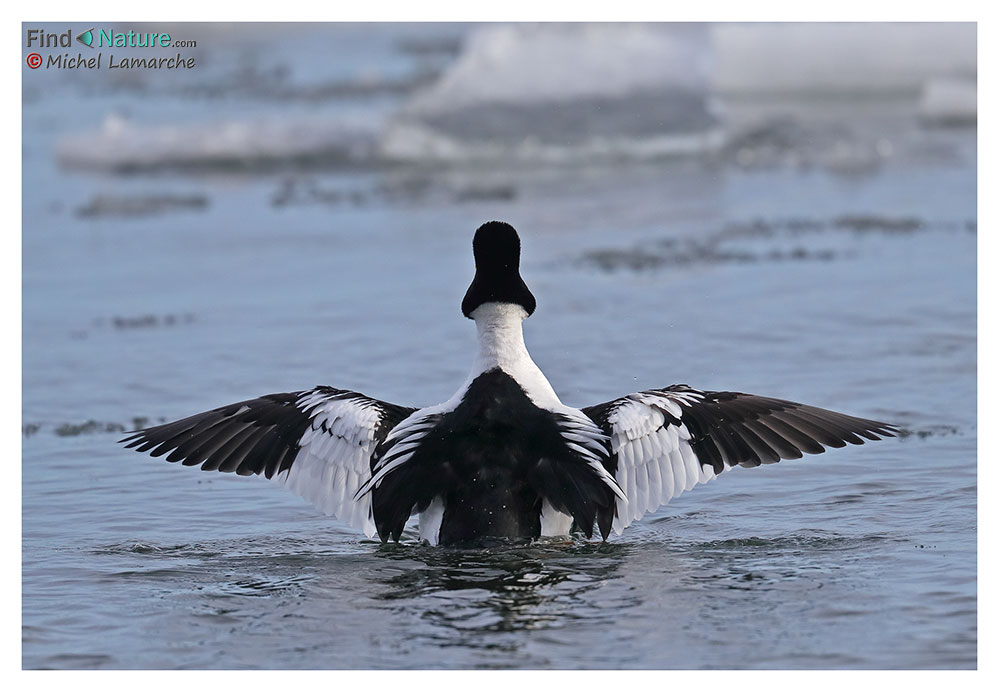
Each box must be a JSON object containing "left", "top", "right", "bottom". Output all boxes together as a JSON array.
[{"left": 121, "top": 221, "right": 897, "bottom": 546}]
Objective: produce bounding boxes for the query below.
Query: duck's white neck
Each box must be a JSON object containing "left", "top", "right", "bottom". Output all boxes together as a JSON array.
[
  {"left": 465, "top": 302, "right": 560, "bottom": 407},
  {"left": 471, "top": 302, "right": 530, "bottom": 369}
]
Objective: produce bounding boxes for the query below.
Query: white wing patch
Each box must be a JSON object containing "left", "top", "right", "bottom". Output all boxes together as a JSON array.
[
  {"left": 273, "top": 390, "right": 386, "bottom": 537},
  {"left": 606, "top": 391, "right": 716, "bottom": 534},
  {"left": 355, "top": 405, "right": 446, "bottom": 497}
]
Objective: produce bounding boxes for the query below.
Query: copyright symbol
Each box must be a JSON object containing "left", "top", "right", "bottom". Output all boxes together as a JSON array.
[{"left": 26, "top": 53, "right": 42, "bottom": 69}]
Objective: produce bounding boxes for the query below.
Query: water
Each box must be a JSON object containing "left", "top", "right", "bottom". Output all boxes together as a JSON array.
[{"left": 22, "top": 23, "right": 976, "bottom": 669}]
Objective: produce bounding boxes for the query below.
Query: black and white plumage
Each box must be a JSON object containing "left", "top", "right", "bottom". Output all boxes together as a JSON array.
[
  {"left": 121, "top": 221, "right": 897, "bottom": 546},
  {"left": 120, "top": 387, "right": 416, "bottom": 536}
]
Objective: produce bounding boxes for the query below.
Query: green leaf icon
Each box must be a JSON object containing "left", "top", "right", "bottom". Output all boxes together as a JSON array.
[{"left": 76, "top": 28, "right": 94, "bottom": 47}]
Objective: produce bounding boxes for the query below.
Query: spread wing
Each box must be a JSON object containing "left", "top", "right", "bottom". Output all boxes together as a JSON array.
[
  {"left": 119, "top": 386, "right": 417, "bottom": 536},
  {"left": 582, "top": 385, "right": 898, "bottom": 534}
]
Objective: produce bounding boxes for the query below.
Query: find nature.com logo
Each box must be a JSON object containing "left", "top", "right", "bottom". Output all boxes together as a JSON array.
[{"left": 25, "top": 26, "right": 198, "bottom": 70}]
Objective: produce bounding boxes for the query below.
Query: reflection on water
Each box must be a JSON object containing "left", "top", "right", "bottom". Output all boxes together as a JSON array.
[{"left": 371, "top": 540, "right": 631, "bottom": 643}]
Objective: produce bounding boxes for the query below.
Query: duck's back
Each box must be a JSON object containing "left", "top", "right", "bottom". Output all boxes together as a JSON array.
[
  {"left": 431, "top": 369, "right": 553, "bottom": 544},
  {"left": 369, "top": 367, "right": 622, "bottom": 545}
]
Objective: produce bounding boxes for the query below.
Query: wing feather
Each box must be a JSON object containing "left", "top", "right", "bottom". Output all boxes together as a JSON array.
[
  {"left": 583, "top": 386, "right": 897, "bottom": 533},
  {"left": 120, "top": 387, "right": 416, "bottom": 535}
]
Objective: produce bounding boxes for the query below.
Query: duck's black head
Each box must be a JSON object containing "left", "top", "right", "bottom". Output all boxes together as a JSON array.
[{"left": 461, "top": 221, "right": 537, "bottom": 319}]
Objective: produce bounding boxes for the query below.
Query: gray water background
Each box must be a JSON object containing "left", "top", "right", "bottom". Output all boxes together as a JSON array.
[{"left": 22, "top": 23, "right": 976, "bottom": 669}]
